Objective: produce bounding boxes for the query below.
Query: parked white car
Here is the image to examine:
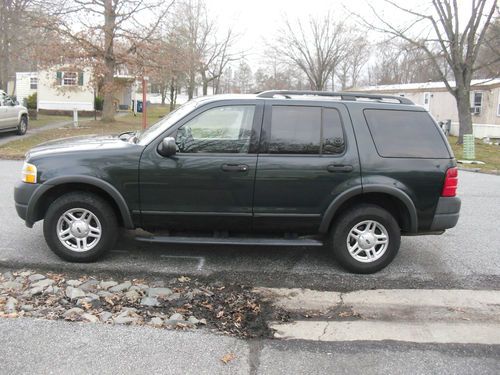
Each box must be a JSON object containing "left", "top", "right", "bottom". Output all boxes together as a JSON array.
[{"left": 0, "top": 90, "right": 29, "bottom": 135}]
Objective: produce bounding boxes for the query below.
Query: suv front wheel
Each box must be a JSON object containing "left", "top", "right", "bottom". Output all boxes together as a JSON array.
[
  {"left": 17, "top": 116, "right": 28, "bottom": 135},
  {"left": 43, "top": 192, "right": 118, "bottom": 262},
  {"left": 331, "top": 204, "right": 401, "bottom": 274}
]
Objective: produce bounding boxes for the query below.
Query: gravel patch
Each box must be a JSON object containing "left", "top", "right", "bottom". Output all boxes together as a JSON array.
[{"left": 0, "top": 269, "right": 271, "bottom": 338}]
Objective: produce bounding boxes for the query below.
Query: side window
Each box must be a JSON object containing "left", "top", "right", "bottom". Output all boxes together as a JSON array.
[
  {"left": 322, "top": 108, "right": 345, "bottom": 154},
  {"left": 176, "top": 105, "right": 255, "bottom": 154},
  {"left": 364, "top": 109, "right": 450, "bottom": 158},
  {"left": 269, "top": 106, "right": 345, "bottom": 155}
]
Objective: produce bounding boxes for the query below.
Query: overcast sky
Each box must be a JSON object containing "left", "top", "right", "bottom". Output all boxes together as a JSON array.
[
  {"left": 203, "top": 0, "right": 415, "bottom": 67},
  {"left": 199, "top": 0, "right": 478, "bottom": 71},
  {"left": 206, "top": 0, "right": 365, "bottom": 64}
]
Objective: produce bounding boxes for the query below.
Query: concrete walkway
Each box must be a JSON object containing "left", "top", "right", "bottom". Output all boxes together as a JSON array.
[{"left": 258, "top": 288, "right": 500, "bottom": 345}]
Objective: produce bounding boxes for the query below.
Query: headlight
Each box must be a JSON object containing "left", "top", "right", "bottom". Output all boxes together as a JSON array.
[{"left": 22, "top": 162, "right": 37, "bottom": 184}]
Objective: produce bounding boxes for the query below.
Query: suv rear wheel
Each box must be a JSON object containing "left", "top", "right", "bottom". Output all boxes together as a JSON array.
[
  {"left": 43, "top": 192, "right": 118, "bottom": 262},
  {"left": 331, "top": 204, "right": 401, "bottom": 274}
]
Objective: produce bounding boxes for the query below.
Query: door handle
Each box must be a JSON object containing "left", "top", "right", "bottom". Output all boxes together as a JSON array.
[
  {"left": 221, "top": 163, "right": 249, "bottom": 172},
  {"left": 327, "top": 164, "right": 353, "bottom": 173}
]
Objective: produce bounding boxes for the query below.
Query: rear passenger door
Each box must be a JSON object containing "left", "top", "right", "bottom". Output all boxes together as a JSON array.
[{"left": 252, "top": 101, "right": 361, "bottom": 233}]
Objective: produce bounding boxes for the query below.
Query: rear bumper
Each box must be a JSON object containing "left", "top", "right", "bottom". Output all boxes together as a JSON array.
[{"left": 430, "top": 197, "right": 461, "bottom": 231}]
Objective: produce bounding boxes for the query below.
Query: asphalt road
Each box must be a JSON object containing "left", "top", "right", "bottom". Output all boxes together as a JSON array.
[
  {"left": 1, "top": 318, "right": 498, "bottom": 375},
  {"left": 1, "top": 159, "right": 499, "bottom": 291}
]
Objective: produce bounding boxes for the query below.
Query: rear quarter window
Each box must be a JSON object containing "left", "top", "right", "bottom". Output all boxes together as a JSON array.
[{"left": 363, "top": 109, "right": 450, "bottom": 158}]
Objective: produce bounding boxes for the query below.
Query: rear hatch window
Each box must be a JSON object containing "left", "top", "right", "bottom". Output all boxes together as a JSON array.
[{"left": 364, "top": 109, "right": 451, "bottom": 158}]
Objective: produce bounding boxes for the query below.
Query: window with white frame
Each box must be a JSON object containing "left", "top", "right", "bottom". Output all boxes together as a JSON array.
[
  {"left": 471, "top": 91, "right": 483, "bottom": 114},
  {"left": 423, "top": 92, "right": 430, "bottom": 110},
  {"left": 497, "top": 95, "right": 500, "bottom": 117},
  {"left": 62, "top": 72, "right": 78, "bottom": 86},
  {"left": 30, "top": 77, "right": 38, "bottom": 90}
]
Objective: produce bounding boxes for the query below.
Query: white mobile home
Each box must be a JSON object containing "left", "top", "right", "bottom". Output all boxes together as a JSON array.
[
  {"left": 15, "top": 72, "right": 38, "bottom": 105},
  {"left": 356, "top": 79, "right": 500, "bottom": 138},
  {"left": 37, "top": 67, "right": 95, "bottom": 112}
]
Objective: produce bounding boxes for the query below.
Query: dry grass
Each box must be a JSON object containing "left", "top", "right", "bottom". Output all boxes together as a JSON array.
[
  {"left": 448, "top": 135, "right": 500, "bottom": 173},
  {"left": 0, "top": 105, "right": 170, "bottom": 159},
  {"left": 29, "top": 114, "right": 73, "bottom": 129}
]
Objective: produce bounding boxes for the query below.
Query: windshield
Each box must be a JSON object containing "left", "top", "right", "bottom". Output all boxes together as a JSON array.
[{"left": 137, "top": 100, "right": 199, "bottom": 145}]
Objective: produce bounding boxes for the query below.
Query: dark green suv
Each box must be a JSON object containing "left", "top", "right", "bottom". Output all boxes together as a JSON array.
[{"left": 14, "top": 91, "right": 461, "bottom": 273}]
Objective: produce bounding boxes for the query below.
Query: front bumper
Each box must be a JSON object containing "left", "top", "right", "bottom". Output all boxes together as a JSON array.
[
  {"left": 14, "top": 182, "right": 40, "bottom": 227},
  {"left": 430, "top": 197, "right": 461, "bottom": 231}
]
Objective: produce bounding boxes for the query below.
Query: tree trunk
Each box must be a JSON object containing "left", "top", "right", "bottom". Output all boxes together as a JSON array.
[
  {"left": 101, "top": 0, "right": 116, "bottom": 123},
  {"left": 0, "top": 3, "right": 10, "bottom": 92},
  {"left": 214, "top": 77, "right": 220, "bottom": 94},
  {"left": 187, "top": 70, "right": 195, "bottom": 100},
  {"left": 169, "top": 78, "right": 177, "bottom": 112},
  {"left": 199, "top": 70, "right": 209, "bottom": 96},
  {"left": 160, "top": 82, "right": 167, "bottom": 105},
  {"left": 455, "top": 89, "right": 473, "bottom": 144}
]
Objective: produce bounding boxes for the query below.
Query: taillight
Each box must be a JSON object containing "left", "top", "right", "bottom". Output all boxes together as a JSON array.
[{"left": 442, "top": 167, "right": 458, "bottom": 197}]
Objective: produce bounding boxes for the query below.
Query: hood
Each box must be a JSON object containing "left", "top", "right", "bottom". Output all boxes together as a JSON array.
[{"left": 26, "top": 134, "right": 139, "bottom": 159}]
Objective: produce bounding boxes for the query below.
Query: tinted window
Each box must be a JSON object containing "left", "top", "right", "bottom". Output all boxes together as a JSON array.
[
  {"left": 269, "top": 106, "right": 321, "bottom": 154},
  {"left": 269, "top": 106, "right": 344, "bottom": 155},
  {"left": 322, "top": 108, "right": 345, "bottom": 154},
  {"left": 176, "top": 105, "right": 254, "bottom": 153},
  {"left": 364, "top": 109, "right": 450, "bottom": 158}
]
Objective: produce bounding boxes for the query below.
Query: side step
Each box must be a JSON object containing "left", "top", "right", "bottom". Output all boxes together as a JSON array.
[{"left": 135, "top": 235, "right": 324, "bottom": 247}]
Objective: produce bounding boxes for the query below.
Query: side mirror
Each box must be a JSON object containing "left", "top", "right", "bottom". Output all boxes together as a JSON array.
[{"left": 157, "top": 137, "right": 177, "bottom": 157}]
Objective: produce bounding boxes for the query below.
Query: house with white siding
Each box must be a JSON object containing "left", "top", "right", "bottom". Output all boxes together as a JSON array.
[
  {"left": 14, "top": 72, "right": 38, "bottom": 105},
  {"left": 13, "top": 66, "right": 135, "bottom": 114},
  {"left": 356, "top": 79, "right": 500, "bottom": 138},
  {"left": 37, "top": 67, "right": 95, "bottom": 112}
]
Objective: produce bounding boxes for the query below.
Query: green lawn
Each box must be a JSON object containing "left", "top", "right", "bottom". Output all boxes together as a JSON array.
[
  {"left": 448, "top": 135, "right": 500, "bottom": 173},
  {"left": 0, "top": 105, "right": 170, "bottom": 159}
]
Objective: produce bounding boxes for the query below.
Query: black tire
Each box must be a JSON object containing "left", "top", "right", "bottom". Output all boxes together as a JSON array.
[
  {"left": 43, "top": 192, "right": 118, "bottom": 262},
  {"left": 331, "top": 204, "right": 401, "bottom": 274},
  {"left": 16, "top": 116, "right": 28, "bottom": 135}
]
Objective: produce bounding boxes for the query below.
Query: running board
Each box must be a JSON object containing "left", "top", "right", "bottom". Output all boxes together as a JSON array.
[{"left": 135, "top": 236, "right": 324, "bottom": 247}]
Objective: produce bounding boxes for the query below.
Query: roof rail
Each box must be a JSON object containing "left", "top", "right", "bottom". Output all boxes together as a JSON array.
[{"left": 256, "top": 90, "right": 414, "bottom": 105}]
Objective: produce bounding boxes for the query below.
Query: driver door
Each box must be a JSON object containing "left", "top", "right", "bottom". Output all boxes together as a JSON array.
[
  {"left": 0, "top": 96, "right": 8, "bottom": 129},
  {"left": 4, "top": 97, "right": 18, "bottom": 127},
  {"left": 139, "top": 101, "right": 263, "bottom": 232}
]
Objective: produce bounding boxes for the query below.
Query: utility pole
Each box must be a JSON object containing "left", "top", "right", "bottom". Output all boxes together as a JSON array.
[{"left": 142, "top": 76, "right": 148, "bottom": 130}]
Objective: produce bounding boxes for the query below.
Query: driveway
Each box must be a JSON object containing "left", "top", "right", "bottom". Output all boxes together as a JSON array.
[{"left": 1, "top": 159, "right": 499, "bottom": 291}]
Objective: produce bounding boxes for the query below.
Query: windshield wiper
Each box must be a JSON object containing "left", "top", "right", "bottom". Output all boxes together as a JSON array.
[{"left": 119, "top": 131, "right": 137, "bottom": 141}]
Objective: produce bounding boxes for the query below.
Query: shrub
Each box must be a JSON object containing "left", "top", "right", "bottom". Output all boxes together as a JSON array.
[
  {"left": 25, "top": 93, "right": 37, "bottom": 109},
  {"left": 94, "top": 96, "right": 104, "bottom": 111}
]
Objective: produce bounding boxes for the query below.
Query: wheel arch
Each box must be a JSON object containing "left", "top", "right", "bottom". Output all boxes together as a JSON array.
[
  {"left": 319, "top": 185, "right": 418, "bottom": 234},
  {"left": 27, "top": 176, "right": 134, "bottom": 229}
]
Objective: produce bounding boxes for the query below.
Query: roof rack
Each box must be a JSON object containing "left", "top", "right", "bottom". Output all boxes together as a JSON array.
[{"left": 255, "top": 90, "right": 414, "bottom": 105}]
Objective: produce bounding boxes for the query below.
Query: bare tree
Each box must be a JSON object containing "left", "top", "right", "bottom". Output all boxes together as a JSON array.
[
  {"left": 233, "top": 59, "right": 253, "bottom": 93},
  {"left": 369, "top": 40, "right": 446, "bottom": 85},
  {"left": 271, "top": 14, "right": 349, "bottom": 91},
  {"left": 0, "top": 0, "right": 41, "bottom": 92},
  {"left": 200, "top": 29, "right": 238, "bottom": 95},
  {"left": 145, "top": 30, "right": 187, "bottom": 109},
  {"left": 356, "top": 0, "right": 499, "bottom": 143},
  {"left": 336, "top": 33, "right": 370, "bottom": 89},
  {"left": 37, "top": 0, "right": 174, "bottom": 122},
  {"left": 474, "top": 17, "right": 500, "bottom": 78},
  {"left": 175, "top": 0, "right": 238, "bottom": 98}
]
